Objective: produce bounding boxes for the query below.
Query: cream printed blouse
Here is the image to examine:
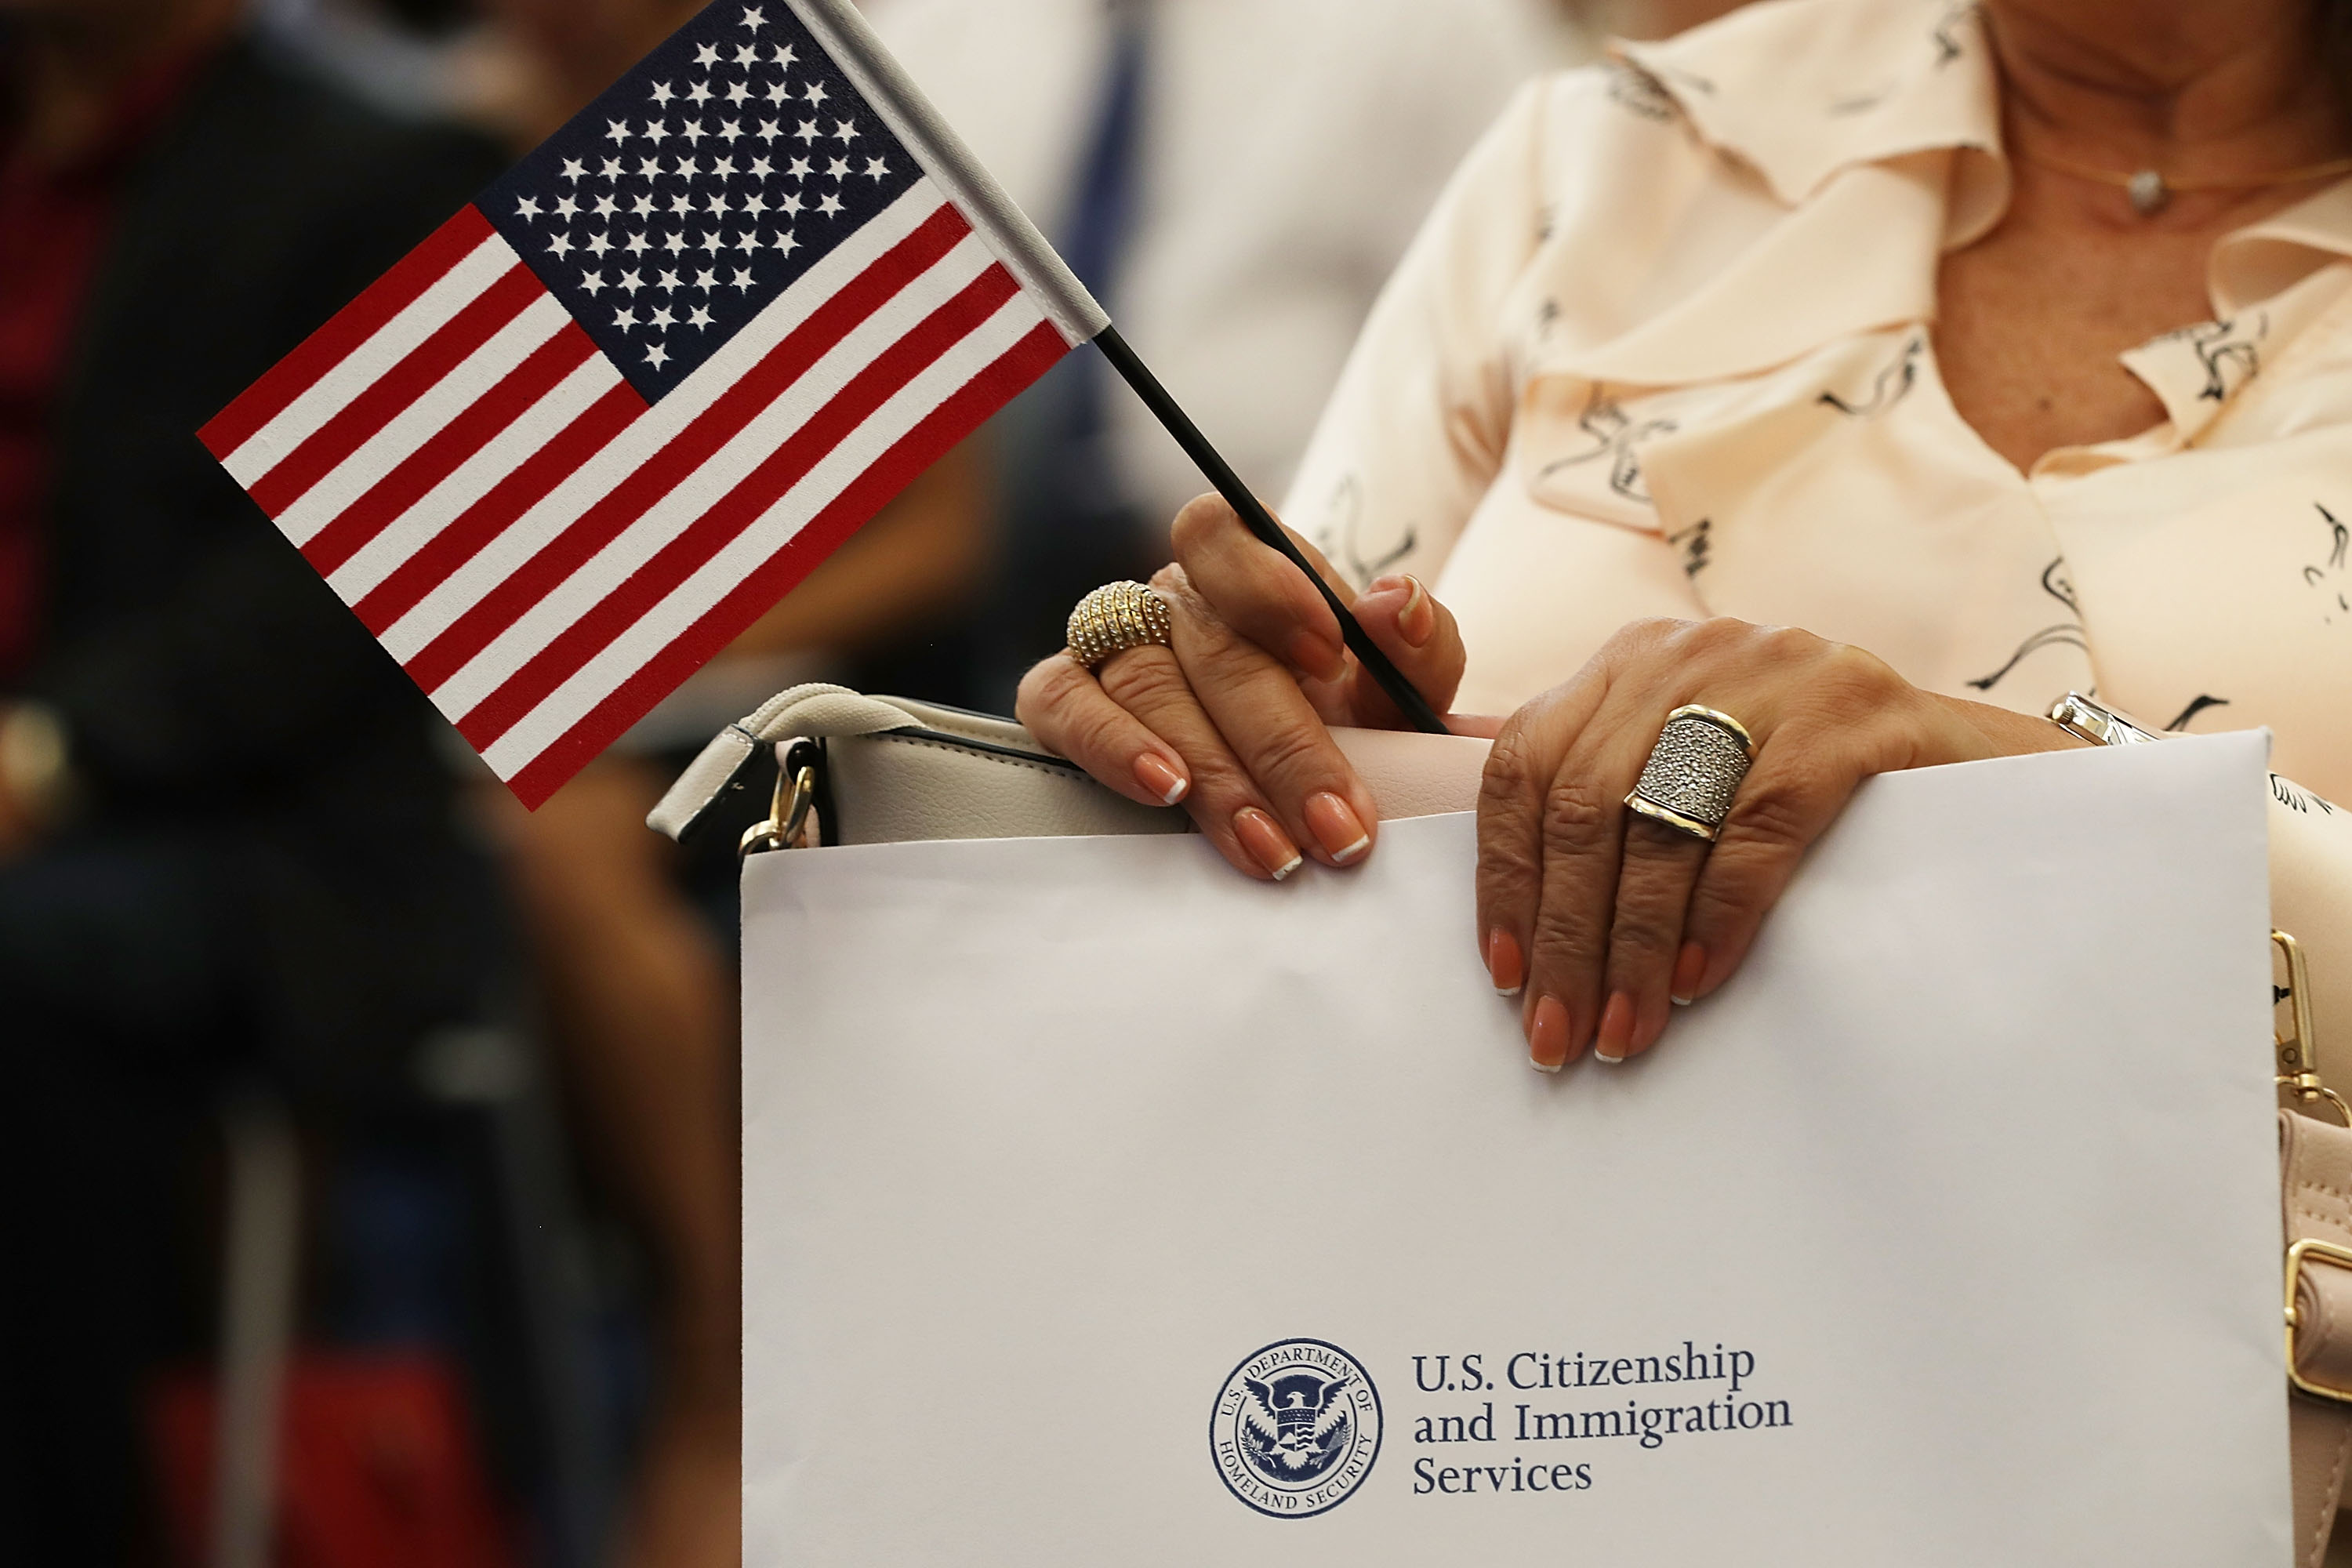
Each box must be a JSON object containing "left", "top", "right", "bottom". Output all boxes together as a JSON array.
[{"left": 1284, "top": 0, "right": 2352, "bottom": 1053}]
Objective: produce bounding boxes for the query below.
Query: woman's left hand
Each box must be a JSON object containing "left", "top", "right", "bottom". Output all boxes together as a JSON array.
[{"left": 1475, "top": 616, "right": 2084, "bottom": 1071}]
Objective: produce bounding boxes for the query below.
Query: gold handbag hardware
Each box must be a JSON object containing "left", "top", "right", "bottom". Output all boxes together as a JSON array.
[
  {"left": 2277, "top": 930, "right": 2346, "bottom": 1126},
  {"left": 740, "top": 739, "right": 823, "bottom": 859},
  {"left": 2286, "top": 1238, "right": 2352, "bottom": 1406}
]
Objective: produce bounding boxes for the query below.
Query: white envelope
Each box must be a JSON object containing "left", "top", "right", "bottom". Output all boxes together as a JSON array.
[{"left": 742, "top": 732, "right": 2287, "bottom": 1565}]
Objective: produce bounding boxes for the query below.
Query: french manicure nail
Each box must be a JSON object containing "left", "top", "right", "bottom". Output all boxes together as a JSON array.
[
  {"left": 1304, "top": 791, "right": 1370, "bottom": 865},
  {"left": 1234, "top": 807, "right": 1304, "bottom": 881},
  {"left": 1594, "top": 991, "right": 1635, "bottom": 1063},
  {"left": 1670, "top": 941, "right": 1706, "bottom": 1005},
  {"left": 1133, "top": 752, "right": 1189, "bottom": 805},
  {"left": 1528, "top": 994, "right": 1571, "bottom": 1073},
  {"left": 1487, "top": 928, "right": 1525, "bottom": 996},
  {"left": 1397, "top": 575, "right": 1435, "bottom": 648}
]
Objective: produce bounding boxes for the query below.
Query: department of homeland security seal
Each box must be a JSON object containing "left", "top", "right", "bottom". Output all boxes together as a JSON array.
[{"left": 1210, "top": 1338, "right": 1381, "bottom": 1518}]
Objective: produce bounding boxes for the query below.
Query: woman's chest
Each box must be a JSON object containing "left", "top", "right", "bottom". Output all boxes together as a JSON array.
[
  {"left": 1448, "top": 315, "right": 2352, "bottom": 798},
  {"left": 1933, "top": 222, "right": 2218, "bottom": 474}
]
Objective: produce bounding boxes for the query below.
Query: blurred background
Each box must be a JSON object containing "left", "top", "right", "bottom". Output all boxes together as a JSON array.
[{"left": 0, "top": 0, "right": 1738, "bottom": 1561}]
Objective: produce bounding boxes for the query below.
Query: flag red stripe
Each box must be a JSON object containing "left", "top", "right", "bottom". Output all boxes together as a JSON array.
[
  {"left": 502, "top": 319, "right": 1069, "bottom": 808},
  {"left": 455, "top": 263, "right": 1021, "bottom": 752},
  {"left": 401, "top": 202, "right": 971, "bottom": 695},
  {"left": 247, "top": 261, "right": 544, "bottom": 517},
  {"left": 199, "top": 205, "right": 497, "bottom": 460},
  {"left": 352, "top": 380, "right": 646, "bottom": 636},
  {"left": 300, "top": 322, "right": 603, "bottom": 578}
]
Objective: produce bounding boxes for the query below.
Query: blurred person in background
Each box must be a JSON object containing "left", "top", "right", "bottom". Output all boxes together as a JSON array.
[
  {"left": 252, "top": 2, "right": 1005, "bottom": 1562},
  {"left": 354, "top": 4, "right": 996, "bottom": 1563},
  {"left": 0, "top": 0, "right": 503, "bottom": 1558}
]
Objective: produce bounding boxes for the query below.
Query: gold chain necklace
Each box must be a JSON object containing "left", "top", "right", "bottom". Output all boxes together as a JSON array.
[{"left": 2013, "top": 144, "right": 2352, "bottom": 216}]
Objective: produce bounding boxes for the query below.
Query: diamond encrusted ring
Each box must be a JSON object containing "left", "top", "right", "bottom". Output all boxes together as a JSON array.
[
  {"left": 1624, "top": 705, "right": 1756, "bottom": 842},
  {"left": 1065, "top": 580, "right": 1174, "bottom": 670}
]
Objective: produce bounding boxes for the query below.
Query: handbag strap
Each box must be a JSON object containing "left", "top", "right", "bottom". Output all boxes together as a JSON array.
[
  {"left": 2284, "top": 1105, "right": 2352, "bottom": 1565},
  {"left": 647, "top": 684, "right": 930, "bottom": 840}
]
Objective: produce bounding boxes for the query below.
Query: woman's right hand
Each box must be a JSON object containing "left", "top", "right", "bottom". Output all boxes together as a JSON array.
[{"left": 1015, "top": 493, "right": 1472, "bottom": 880}]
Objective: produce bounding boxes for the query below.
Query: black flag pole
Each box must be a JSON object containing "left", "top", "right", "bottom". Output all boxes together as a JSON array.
[{"left": 1092, "top": 328, "right": 1450, "bottom": 735}]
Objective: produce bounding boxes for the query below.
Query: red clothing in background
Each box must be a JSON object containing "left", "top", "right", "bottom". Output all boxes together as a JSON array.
[{"left": 0, "top": 60, "right": 196, "bottom": 684}]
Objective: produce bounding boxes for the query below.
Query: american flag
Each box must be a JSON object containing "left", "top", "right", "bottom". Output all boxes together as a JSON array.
[{"left": 201, "top": 0, "right": 1102, "bottom": 806}]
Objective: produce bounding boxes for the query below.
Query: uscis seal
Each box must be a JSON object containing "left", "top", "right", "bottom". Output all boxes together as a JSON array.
[{"left": 1209, "top": 1338, "right": 1382, "bottom": 1518}]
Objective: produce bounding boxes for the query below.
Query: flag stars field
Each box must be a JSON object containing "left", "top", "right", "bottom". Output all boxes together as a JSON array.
[{"left": 489, "top": 21, "right": 899, "bottom": 375}]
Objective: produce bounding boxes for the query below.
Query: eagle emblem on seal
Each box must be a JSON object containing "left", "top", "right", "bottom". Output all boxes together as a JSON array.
[{"left": 1237, "top": 1372, "right": 1356, "bottom": 1482}]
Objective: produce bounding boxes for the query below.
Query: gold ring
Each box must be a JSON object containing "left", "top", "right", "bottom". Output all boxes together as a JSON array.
[
  {"left": 1623, "top": 704, "right": 1755, "bottom": 842},
  {"left": 1065, "top": 580, "right": 1174, "bottom": 670}
]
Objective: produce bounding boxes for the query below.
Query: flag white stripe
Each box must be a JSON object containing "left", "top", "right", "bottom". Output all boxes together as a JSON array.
[
  {"left": 220, "top": 235, "right": 520, "bottom": 486},
  {"left": 375, "top": 181, "right": 953, "bottom": 663},
  {"left": 275, "top": 292, "right": 574, "bottom": 546},
  {"left": 423, "top": 230, "right": 996, "bottom": 709},
  {"left": 326, "top": 353, "right": 626, "bottom": 602},
  {"left": 480, "top": 288, "right": 1050, "bottom": 775}
]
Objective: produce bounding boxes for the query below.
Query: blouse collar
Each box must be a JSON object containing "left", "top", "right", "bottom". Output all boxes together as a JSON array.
[
  {"left": 1612, "top": 0, "right": 2352, "bottom": 279},
  {"left": 1613, "top": 0, "right": 2002, "bottom": 224}
]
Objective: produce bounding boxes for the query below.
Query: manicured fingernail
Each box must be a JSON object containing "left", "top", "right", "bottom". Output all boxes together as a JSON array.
[
  {"left": 1594, "top": 991, "right": 1635, "bottom": 1063},
  {"left": 1234, "top": 808, "right": 1303, "bottom": 881},
  {"left": 1670, "top": 942, "right": 1706, "bottom": 1005},
  {"left": 1487, "top": 929, "right": 1524, "bottom": 996},
  {"left": 1133, "top": 752, "right": 1189, "bottom": 805},
  {"left": 1367, "top": 574, "right": 1435, "bottom": 648},
  {"left": 1287, "top": 629, "right": 1347, "bottom": 683},
  {"left": 1304, "top": 791, "right": 1370, "bottom": 865},
  {"left": 1528, "top": 994, "right": 1572, "bottom": 1072},
  {"left": 1396, "top": 575, "right": 1434, "bottom": 647}
]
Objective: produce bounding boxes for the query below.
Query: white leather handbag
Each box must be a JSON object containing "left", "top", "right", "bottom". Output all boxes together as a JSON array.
[{"left": 653, "top": 683, "right": 2352, "bottom": 1566}]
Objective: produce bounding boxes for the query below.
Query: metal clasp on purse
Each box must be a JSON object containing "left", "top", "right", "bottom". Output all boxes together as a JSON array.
[
  {"left": 739, "top": 738, "right": 825, "bottom": 859},
  {"left": 2278, "top": 930, "right": 2345, "bottom": 1126}
]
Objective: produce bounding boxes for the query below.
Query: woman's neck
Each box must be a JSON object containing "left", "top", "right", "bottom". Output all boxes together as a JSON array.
[{"left": 1985, "top": 0, "right": 2351, "bottom": 182}]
